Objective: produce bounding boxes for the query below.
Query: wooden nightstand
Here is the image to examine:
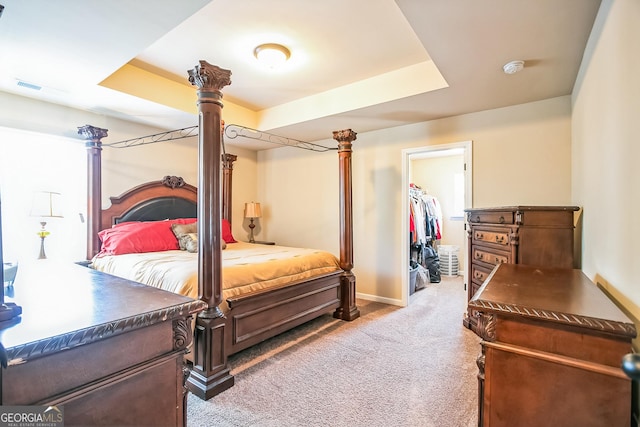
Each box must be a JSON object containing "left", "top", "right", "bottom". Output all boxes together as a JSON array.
[{"left": 251, "top": 241, "right": 275, "bottom": 245}]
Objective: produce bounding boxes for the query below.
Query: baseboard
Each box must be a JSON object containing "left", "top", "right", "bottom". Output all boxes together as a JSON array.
[{"left": 355, "top": 292, "right": 403, "bottom": 307}]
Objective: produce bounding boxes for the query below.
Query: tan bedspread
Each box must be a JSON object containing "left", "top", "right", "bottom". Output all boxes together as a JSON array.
[{"left": 91, "top": 242, "right": 341, "bottom": 305}]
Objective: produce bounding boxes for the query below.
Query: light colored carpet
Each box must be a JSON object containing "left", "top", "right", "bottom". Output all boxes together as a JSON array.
[{"left": 187, "top": 275, "right": 481, "bottom": 427}]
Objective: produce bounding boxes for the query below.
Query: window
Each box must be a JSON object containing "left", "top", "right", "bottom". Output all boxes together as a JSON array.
[{"left": 0, "top": 127, "right": 86, "bottom": 262}]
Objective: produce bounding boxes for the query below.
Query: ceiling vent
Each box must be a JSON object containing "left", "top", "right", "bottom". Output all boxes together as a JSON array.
[{"left": 16, "top": 80, "right": 43, "bottom": 91}]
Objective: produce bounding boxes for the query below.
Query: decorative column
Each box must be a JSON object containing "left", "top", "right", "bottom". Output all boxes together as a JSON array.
[
  {"left": 186, "top": 60, "right": 234, "bottom": 400},
  {"left": 221, "top": 153, "right": 237, "bottom": 223},
  {"left": 332, "top": 129, "right": 360, "bottom": 321},
  {"left": 78, "top": 125, "right": 108, "bottom": 260}
]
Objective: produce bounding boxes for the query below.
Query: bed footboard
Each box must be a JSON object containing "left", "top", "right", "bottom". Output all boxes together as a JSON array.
[{"left": 225, "top": 271, "right": 342, "bottom": 355}]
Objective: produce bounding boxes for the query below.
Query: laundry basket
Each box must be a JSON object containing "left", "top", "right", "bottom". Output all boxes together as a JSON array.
[
  {"left": 438, "top": 245, "right": 459, "bottom": 277},
  {"left": 409, "top": 261, "right": 419, "bottom": 295}
]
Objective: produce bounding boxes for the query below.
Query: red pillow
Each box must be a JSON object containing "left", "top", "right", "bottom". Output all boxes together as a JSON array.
[
  {"left": 97, "top": 218, "right": 196, "bottom": 256},
  {"left": 222, "top": 218, "right": 236, "bottom": 243}
]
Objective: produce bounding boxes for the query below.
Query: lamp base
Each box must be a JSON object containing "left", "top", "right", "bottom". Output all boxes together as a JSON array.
[
  {"left": 248, "top": 219, "right": 256, "bottom": 243},
  {"left": 38, "top": 236, "right": 47, "bottom": 259},
  {"left": 37, "top": 221, "right": 48, "bottom": 259}
]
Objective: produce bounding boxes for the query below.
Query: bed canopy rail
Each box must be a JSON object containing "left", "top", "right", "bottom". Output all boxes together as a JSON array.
[
  {"left": 101, "top": 123, "right": 335, "bottom": 153},
  {"left": 223, "top": 124, "right": 336, "bottom": 152}
]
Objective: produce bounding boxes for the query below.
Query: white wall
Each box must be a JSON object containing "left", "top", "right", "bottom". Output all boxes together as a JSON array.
[
  {"left": 259, "top": 96, "right": 573, "bottom": 302},
  {"left": 572, "top": 0, "right": 640, "bottom": 322}
]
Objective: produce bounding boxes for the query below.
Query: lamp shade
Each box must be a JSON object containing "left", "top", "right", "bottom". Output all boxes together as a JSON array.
[
  {"left": 244, "top": 202, "right": 262, "bottom": 218},
  {"left": 30, "top": 191, "right": 63, "bottom": 218}
]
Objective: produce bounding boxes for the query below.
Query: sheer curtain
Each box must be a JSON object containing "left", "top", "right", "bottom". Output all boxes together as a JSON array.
[{"left": 0, "top": 127, "right": 86, "bottom": 263}]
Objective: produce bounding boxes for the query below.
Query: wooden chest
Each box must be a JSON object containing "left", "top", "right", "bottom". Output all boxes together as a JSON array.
[
  {"left": 469, "top": 263, "right": 636, "bottom": 427},
  {"left": 0, "top": 261, "right": 206, "bottom": 427},
  {"left": 464, "top": 206, "right": 579, "bottom": 330}
]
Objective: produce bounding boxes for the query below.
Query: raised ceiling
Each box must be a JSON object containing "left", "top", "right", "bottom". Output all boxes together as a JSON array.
[{"left": 0, "top": 0, "right": 601, "bottom": 148}]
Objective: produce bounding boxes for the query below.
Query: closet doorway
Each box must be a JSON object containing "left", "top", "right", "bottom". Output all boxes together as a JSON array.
[{"left": 400, "top": 141, "right": 472, "bottom": 307}]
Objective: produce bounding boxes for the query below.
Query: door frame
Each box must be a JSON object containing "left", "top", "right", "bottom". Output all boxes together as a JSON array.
[{"left": 400, "top": 141, "right": 473, "bottom": 306}]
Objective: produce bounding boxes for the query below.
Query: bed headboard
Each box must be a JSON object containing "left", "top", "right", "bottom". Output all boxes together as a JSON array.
[{"left": 100, "top": 175, "right": 197, "bottom": 231}]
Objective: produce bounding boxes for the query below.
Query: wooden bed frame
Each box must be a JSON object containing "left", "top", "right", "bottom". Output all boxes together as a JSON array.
[{"left": 79, "top": 61, "right": 360, "bottom": 400}]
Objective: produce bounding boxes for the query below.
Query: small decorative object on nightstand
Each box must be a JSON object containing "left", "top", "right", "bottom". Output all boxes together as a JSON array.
[
  {"left": 244, "top": 201, "right": 262, "bottom": 243},
  {"left": 30, "top": 191, "right": 63, "bottom": 259}
]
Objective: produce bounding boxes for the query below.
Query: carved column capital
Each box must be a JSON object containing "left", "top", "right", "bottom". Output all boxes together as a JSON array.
[
  {"left": 222, "top": 153, "right": 237, "bottom": 170},
  {"left": 332, "top": 129, "right": 357, "bottom": 149},
  {"left": 188, "top": 61, "right": 232, "bottom": 91},
  {"left": 78, "top": 125, "right": 108, "bottom": 148}
]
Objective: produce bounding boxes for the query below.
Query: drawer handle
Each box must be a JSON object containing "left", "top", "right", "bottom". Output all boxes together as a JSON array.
[
  {"left": 474, "top": 272, "right": 485, "bottom": 280},
  {"left": 475, "top": 253, "right": 483, "bottom": 260},
  {"left": 498, "top": 216, "right": 505, "bottom": 224},
  {"left": 495, "top": 235, "right": 505, "bottom": 243},
  {"left": 475, "top": 215, "right": 480, "bottom": 222},
  {"left": 476, "top": 232, "right": 484, "bottom": 239}
]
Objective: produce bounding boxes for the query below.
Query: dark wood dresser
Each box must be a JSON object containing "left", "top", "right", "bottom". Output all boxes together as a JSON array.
[
  {"left": 464, "top": 205, "right": 579, "bottom": 329},
  {"left": 469, "top": 263, "right": 636, "bottom": 427},
  {"left": 0, "top": 261, "right": 206, "bottom": 427}
]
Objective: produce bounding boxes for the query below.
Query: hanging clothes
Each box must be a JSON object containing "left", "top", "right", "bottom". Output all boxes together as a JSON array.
[{"left": 409, "top": 183, "right": 442, "bottom": 283}]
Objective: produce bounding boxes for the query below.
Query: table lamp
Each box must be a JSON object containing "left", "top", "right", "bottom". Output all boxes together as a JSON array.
[
  {"left": 244, "top": 202, "right": 262, "bottom": 243},
  {"left": 30, "top": 191, "right": 63, "bottom": 259}
]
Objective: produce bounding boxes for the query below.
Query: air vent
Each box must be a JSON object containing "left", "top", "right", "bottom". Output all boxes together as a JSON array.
[{"left": 17, "top": 80, "right": 42, "bottom": 91}]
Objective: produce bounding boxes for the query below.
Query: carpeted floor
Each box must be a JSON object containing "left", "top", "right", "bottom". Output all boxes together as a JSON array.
[{"left": 187, "top": 275, "right": 481, "bottom": 427}]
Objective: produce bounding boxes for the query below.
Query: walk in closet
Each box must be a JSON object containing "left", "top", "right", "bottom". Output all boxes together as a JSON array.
[{"left": 409, "top": 183, "right": 442, "bottom": 291}]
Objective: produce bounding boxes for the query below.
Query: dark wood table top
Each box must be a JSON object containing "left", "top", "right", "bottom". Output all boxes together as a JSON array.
[
  {"left": 0, "top": 260, "right": 206, "bottom": 363},
  {"left": 469, "top": 263, "right": 636, "bottom": 338},
  {"left": 465, "top": 206, "right": 580, "bottom": 212}
]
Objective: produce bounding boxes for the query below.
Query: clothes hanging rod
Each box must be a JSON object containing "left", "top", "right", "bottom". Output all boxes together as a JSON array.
[{"left": 103, "top": 124, "right": 335, "bottom": 152}]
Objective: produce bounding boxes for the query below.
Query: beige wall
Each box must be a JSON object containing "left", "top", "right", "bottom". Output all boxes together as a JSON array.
[
  {"left": 258, "top": 95, "right": 573, "bottom": 303},
  {"left": 572, "top": 0, "right": 640, "bottom": 323}
]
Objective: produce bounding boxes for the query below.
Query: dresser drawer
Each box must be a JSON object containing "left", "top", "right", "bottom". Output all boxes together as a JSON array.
[
  {"left": 471, "top": 263, "right": 494, "bottom": 284},
  {"left": 467, "top": 210, "right": 514, "bottom": 225},
  {"left": 472, "top": 246, "right": 511, "bottom": 266},
  {"left": 472, "top": 226, "right": 511, "bottom": 247}
]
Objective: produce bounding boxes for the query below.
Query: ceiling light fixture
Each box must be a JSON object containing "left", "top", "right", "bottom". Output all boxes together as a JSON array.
[
  {"left": 503, "top": 60, "right": 525, "bottom": 75},
  {"left": 253, "top": 43, "right": 291, "bottom": 69}
]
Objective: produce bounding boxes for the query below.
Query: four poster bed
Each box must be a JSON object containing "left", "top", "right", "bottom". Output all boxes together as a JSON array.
[{"left": 79, "top": 61, "right": 360, "bottom": 400}]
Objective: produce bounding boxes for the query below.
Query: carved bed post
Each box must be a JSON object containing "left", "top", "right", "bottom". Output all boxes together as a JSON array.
[
  {"left": 186, "top": 60, "right": 234, "bottom": 400},
  {"left": 221, "top": 153, "right": 237, "bottom": 223},
  {"left": 332, "top": 129, "right": 360, "bottom": 321},
  {"left": 78, "top": 125, "right": 109, "bottom": 260}
]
